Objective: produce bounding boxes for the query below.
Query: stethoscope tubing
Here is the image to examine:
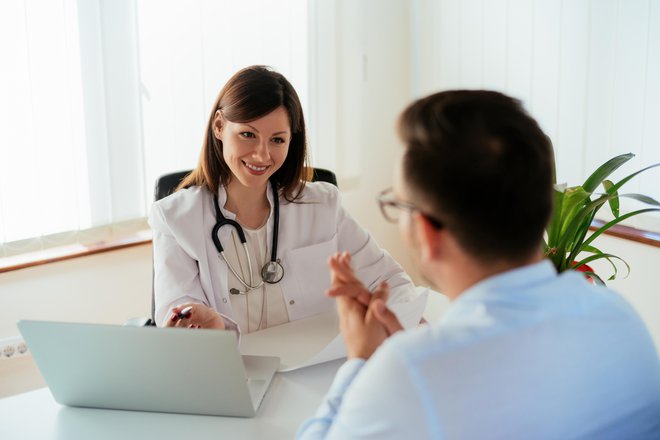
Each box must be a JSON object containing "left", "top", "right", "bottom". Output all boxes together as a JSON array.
[{"left": 212, "top": 181, "right": 283, "bottom": 292}]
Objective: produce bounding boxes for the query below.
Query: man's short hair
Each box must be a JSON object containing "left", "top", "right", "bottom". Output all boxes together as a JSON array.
[{"left": 398, "top": 90, "right": 554, "bottom": 263}]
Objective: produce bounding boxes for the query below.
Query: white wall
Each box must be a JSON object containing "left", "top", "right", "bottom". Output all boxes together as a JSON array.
[
  {"left": 314, "top": 0, "right": 418, "bottom": 281},
  {"left": 0, "top": 245, "right": 152, "bottom": 397},
  {"left": 0, "top": 245, "right": 152, "bottom": 338},
  {"left": 589, "top": 236, "right": 660, "bottom": 349}
]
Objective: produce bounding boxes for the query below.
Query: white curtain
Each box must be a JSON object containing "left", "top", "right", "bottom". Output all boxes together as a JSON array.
[
  {"left": 0, "top": 0, "right": 308, "bottom": 257},
  {"left": 410, "top": 0, "right": 660, "bottom": 232}
]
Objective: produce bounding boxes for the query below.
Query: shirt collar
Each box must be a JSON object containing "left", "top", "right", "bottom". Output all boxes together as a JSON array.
[{"left": 441, "top": 259, "right": 558, "bottom": 321}]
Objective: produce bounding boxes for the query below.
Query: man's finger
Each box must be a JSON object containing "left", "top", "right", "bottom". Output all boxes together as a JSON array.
[
  {"left": 329, "top": 257, "right": 354, "bottom": 286},
  {"left": 371, "top": 299, "right": 404, "bottom": 336},
  {"left": 326, "top": 285, "right": 372, "bottom": 306},
  {"left": 336, "top": 295, "right": 367, "bottom": 322},
  {"left": 370, "top": 281, "right": 389, "bottom": 304},
  {"left": 328, "top": 256, "right": 361, "bottom": 285}
]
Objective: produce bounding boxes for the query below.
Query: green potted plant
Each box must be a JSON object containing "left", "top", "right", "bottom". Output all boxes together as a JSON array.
[{"left": 544, "top": 153, "right": 660, "bottom": 285}]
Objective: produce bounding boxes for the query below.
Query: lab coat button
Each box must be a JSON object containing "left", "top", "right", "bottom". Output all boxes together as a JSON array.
[
  {"left": 222, "top": 298, "right": 228, "bottom": 303},
  {"left": 289, "top": 300, "right": 295, "bottom": 305}
]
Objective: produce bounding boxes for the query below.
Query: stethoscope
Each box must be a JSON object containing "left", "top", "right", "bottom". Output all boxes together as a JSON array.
[{"left": 212, "top": 182, "right": 284, "bottom": 295}]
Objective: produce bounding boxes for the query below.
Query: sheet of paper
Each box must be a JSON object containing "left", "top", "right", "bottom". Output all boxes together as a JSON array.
[
  {"left": 239, "top": 289, "right": 429, "bottom": 372},
  {"left": 391, "top": 288, "right": 430, "bottom": 328},
  {"left": 239, "top": 310, "right": 340, "bottom": 372}
]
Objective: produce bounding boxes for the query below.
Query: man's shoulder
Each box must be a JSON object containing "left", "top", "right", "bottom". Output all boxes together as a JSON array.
[
  {"left": 551, "top": 269, "right": 645, "bottom": 323},
  {"left": 376, "top": 325, "right": 444, "bottom": 365},
  {"left": 380, "top": 271, "right": 652, "bottom": 363}
]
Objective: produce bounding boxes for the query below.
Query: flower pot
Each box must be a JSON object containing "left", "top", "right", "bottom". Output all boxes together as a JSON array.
[{"left": 573, "top": 262, "right": 595, "bottom": 283}]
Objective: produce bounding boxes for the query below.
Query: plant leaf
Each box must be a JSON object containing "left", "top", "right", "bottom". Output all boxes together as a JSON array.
[
  {"left": 572, "top": 252, "right": 631, "bottom": 280},
  {"left": 578, "top": 245, "right": 619, "bottom": 278},
  {"left": 582, "top": 153, "right": 634, "bottom": 193},
  {"left": 557, "top": 194, "right": 611, "bottom": 266},
  {"left": 546, "top": 156, "right": 660, "bottom": 275},
  {"left": 616, "top": 193, "right": 660, "bottom": 206},
  {"left": 607, "top": 162, "right": 660, "bottom": 194},
  {"left": 592, "top": 192, "right": 660, "bottom": 206},
  {"left": 602, "top": 180, "right": 619, "bottom": 218},
  {"left": 551, "top": 186, "right": 593, "bottom": 271},
  {"left": 559, "top": 186, "right": 592, "bottom": 238},
  {"left": 546, "top": 187, "right": 566, "bottom": 251},
  {"left": 582, "top": 245, "right": 603, "bottom": 254},
  {"left": 582, "top": 271, "right": 606, "bottom": 285},
  {"left": 581, "top": 207, "right": 660, "bottom": 251},
  {"left": 567, "top": 194, "right": 659, "bottom": 264}
]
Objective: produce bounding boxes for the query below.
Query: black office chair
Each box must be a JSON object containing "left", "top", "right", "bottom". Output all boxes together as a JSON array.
[
  {"left": 154, "top": 170, "right": 192, "bottom": 201},
  {"left": 125, "top": 167, "right": 338, "bottom": 326},
  {"left": 154, "top": 167, "right": 338, "bottom": 201}
]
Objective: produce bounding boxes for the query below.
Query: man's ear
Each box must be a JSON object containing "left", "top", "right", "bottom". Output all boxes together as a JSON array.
[
  {"left": 412, "top": 212, "right": 442, "bottom": 262},
  {"left": 212, "top": 110, "right": 224, "bottom": 140}
]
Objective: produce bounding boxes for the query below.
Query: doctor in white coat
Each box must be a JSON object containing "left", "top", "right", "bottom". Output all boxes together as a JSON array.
[{"left": 149, "top": 65, "right": 416, "bottom": 333}]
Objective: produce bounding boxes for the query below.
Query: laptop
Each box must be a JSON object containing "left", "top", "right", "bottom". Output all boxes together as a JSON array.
[{"left": 17, "top": 320, "right": 279, "bottom": 417}]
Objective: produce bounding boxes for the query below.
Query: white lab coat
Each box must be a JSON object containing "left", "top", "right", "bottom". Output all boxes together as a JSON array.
[{"left": 149, "top": 181, "right": 416, "bottom": 328}]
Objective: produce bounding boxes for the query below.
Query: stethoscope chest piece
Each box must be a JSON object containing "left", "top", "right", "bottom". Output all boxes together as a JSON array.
[{"left": 261, "top": 259, "right": 284, "bottom": 284}]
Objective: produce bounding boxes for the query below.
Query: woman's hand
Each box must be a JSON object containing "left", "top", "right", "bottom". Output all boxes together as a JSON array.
[{"left": 164, "top": 303, "right": 226, "bottom": 329}]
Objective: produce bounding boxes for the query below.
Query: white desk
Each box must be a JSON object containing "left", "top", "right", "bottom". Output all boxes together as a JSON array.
[{"left": 0, "top": 358, "right": 344, "bottom": 440}]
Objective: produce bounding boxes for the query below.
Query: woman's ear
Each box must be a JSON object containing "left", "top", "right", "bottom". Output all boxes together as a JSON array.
[
  {"left": 413, "top": 212, "right": 442, "bottom": 262},
  {"left": 212, "top": 110, "right": 224, "bottom": 140}
]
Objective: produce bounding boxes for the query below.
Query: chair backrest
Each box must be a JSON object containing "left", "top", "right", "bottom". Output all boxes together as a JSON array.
[
  {"left": 155, "top": 170, "right": 192, "bottom": 201},
  {"left": 311, "top": 167, "right": 338, "bottom": 187},
  {"left": 155, "top": 167, "right": 337, "bottom": 202},
  {"left": 149, "top": 167, "right": 338, "bottom": 322}
]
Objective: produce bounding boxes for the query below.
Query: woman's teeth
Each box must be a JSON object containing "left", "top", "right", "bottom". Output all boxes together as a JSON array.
[{"left": 244, "top": 162, "right": 268, "bottom": 171}]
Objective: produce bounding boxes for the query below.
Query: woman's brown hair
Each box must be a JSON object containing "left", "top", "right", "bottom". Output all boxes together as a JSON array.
[{"left": 178, "top": 65, "right": 310, "bottom": 201}]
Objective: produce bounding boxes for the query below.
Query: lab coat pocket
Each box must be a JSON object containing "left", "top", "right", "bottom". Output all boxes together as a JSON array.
[{"left": 281, "top": 234, "right": 338, "bottom": 321}]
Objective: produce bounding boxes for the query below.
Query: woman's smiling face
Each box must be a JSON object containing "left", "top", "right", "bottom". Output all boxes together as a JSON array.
[{"left": 215, "top": 106, "right": 291, "bottom": 191}]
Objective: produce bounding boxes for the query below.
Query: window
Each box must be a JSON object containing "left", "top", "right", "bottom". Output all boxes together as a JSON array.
[{"left": 0, "top": 0, "right": 309, "bottom": 257}]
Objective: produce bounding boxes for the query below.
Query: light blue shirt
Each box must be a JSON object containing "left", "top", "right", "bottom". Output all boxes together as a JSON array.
[{"left": 297, "top": 260, "right": 660, "bottom": 439}]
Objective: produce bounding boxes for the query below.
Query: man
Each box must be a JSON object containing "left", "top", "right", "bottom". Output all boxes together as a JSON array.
[{"left": 297, "top": 91, "right": 660, "bottom": 439}]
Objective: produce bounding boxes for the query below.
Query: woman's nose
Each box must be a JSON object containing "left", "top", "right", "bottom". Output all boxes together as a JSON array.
[{"left": 253, "top": 139, "right": 270, "bottom": 161}]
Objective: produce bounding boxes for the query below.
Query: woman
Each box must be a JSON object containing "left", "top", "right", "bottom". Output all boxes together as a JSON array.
[{"left": 149, "top": 65, "right": 416, "bottom": 333}]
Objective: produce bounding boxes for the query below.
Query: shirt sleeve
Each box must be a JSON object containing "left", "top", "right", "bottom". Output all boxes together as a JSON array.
[
  {"left": 149, "top": 202, "right": 240, "bottom": 332},
  {"left": 297, "top": 340, "right": 432, "bottom": 440},
  {"left": 296, "top": 359, "right": 367, "bottom": 438}
]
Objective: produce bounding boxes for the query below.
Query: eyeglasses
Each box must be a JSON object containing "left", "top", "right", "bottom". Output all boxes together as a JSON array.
[{"left": 376, "top": 188, "right": 443, "bottom": 228}]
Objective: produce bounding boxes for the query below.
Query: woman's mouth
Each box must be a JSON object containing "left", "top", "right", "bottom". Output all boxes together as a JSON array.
[{"left": 243, "top": 161, "right": 270, "bottom": 175}]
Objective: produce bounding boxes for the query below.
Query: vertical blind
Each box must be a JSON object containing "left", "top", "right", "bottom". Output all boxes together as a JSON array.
[
  {"left": 411, "top": 0, "right": 660, "bottom": 232},
  {"left": 0, "top": 0, "right": 308, "bottom": 257}
]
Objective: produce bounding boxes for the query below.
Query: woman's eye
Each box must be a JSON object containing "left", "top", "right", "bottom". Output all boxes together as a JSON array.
[
  {"left": 239, "top": 132, "right": 255, "bottom": 139},
  {"left": 272, "top": 137, "right": 286, "bottom": 144}
]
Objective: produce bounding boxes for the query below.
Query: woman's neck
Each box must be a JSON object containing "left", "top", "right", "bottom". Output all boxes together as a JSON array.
[{"left": 224, "top": 182, "right": 271, "bottom": 229}]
